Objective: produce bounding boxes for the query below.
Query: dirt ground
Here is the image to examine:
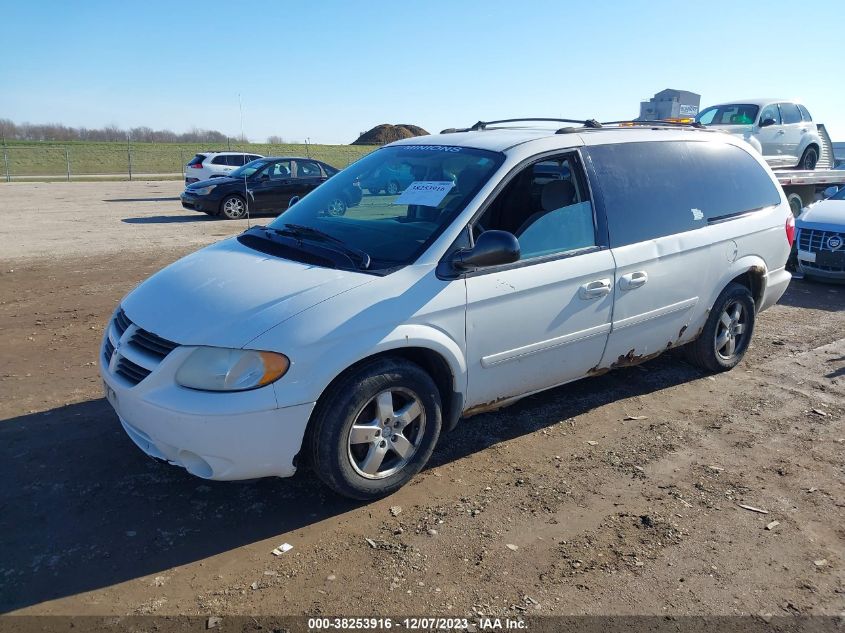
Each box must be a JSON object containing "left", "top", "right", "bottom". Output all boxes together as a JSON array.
[{"left": 0, "top": 182, "right": 843, "bottom": 619}]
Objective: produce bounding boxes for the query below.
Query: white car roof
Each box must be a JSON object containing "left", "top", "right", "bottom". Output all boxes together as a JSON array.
[
  {"left": 707, "top": 98, "right": 802, "bottom": 107},
  {"left": 388, "top": 126, "right": 726, "bottom": 154}
]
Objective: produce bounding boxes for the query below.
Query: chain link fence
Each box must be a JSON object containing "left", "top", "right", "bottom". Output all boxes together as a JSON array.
[{"left": 1, "top": 143, "right": 376, "bottom": 181}]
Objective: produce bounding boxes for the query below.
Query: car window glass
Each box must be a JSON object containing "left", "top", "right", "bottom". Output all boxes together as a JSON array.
[
  {"left": 780, "top": 103, "right": 802, "bottom": 124},
  {"left": 759, "top": 104, "right": 781, "bottom": 125},
  {"left": 296, "top": 160, "right": 323, "bottom": 178},
  {"left": 187, "top": 154, "right": 206, "bottom": 166},
  {"left": 269, "top": 161, "right": 292, "bottom": 180},
  {"left": 211, "top": 155, "right": 228, "bottom": 165},
  {"left": 587, "top": 141, "right": 782, "bottom": 247},
  {"left": 226, "top": 155, "right": 246, "bottom": 167},
  {"left": 797, "top": 105, "right": 812, "bottom": 122},
  {"left": 474, "top": 155, "right": 596, "bottom": 260}
]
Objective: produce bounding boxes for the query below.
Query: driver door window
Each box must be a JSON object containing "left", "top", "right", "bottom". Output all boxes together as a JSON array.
[{"left": 473, "top": 156, "right": 596, "bottom": 260}]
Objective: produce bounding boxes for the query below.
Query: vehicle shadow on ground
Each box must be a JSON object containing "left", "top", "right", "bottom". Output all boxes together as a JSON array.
[
  {"left": 0, "top": 354, "right": 701, "bottom": 612},
  {"left": 777, "top": 278, "right": 845, "bottom": 313},
  {"left": 122, "top": 215, "right": 216, "bottom": 224},
  {"left": 104, "top": 197, "right": 181, "bottom": 203}
]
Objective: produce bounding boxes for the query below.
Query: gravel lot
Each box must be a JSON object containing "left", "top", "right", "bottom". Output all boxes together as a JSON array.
[{"left": 0, "top": 182, "right": 843, "bottom": 618}]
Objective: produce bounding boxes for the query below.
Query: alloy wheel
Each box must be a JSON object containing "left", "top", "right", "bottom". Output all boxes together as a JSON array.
[
  {"left": 714, "top": 300, "right": 747, "bottom": 360},
  {"left": 346, "top": 388, "right": 426, "bottom": 480}
]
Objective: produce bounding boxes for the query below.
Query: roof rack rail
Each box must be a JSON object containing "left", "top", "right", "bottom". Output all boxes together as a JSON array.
[
  {"left": 601, "top": 119, "right": 706, "bottom": 129},
  {"left": 469, "top": 118, "right": 602, "bottom": 131}
]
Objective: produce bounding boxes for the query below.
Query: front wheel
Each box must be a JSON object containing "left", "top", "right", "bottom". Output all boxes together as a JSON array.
[
  {"left": 307, "top": 358, "right": 442, "bottom": 500},
  {"left": 684, "top": 282, "right": 756, "bottom": 372},
  {"left": 799, "top": 146, "right": 818, "bottom": 170},
  {"left": 220, "top": 195, "right": 247, "bottom": 220},
  {"left": 385, "top": 180, "right": 400, "bottom": 195}
]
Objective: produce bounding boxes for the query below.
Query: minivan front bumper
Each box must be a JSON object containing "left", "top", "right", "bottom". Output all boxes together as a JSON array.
[{"left": 101, "top": 356, "right": 315, "bottom": 481}]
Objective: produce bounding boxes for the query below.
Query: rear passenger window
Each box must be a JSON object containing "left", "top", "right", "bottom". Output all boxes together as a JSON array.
[
  {"left": 780, "top": 103, "right": 802, "bottom": 124},
  {"left": 587, "top": 141, "right": 781, "bottom": 247},
  {"left": 797, "top": 105, "right": 812, "bottom": 122},
  {"left": 225, "top": 155, "right": 245, "bottom": 166},
  {"left": 211, "top": 155, "right": 229, "bottom": 165},
  {"left": 296, "top": 160, "right": 323, "bottom": 178}
]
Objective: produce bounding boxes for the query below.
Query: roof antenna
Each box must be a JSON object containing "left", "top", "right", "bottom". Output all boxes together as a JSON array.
[{"left": 239, "top": 93, "right": 250, "bottom": 229}]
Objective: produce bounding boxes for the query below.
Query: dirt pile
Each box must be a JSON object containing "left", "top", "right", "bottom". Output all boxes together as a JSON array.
[{"left": 352, "top": 124, "right": 429, "bottom": 145}]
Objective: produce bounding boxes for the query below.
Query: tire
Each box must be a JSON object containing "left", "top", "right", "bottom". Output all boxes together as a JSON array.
[
  {"left": 220, "top": 194, "right": 247, "bottom": 220},
  {"left": 325, "top": 197, "right": 348, "bottom": 217},
  {"left": 367, "top": 187, "right": 382, "bottom": 195},
  {"left": 798, "top": 146, "right": 818, "bottom": 170},
  {"left": 684, "top": 282, "right": 756, "bottom": 373},
  {"left": 385, "top": 180, "right": 400, "bottom": 196},
  {"left": 786, "top": 193, "right": 804, "bottom": 217},
  {"left": 307, "top": 357, "right": 442, "bottom": 500}
]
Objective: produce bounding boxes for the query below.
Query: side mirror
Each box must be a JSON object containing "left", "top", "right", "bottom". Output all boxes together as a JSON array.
[
  {"left": 288, "top": 195, "right": 300, "bottom": 208},
  {"left": 452, "top": 230, "right": 520, "bottom": 270},
  {"left": 759, "top": 118, "right": 776, "bottom": 128}
]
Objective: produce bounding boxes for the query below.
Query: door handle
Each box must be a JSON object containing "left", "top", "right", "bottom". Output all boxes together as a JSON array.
[
  {"left": 776, "top": 130, "right": 785, "bottom": 135},
  {"left": 620, "top": 271, "right": 648, "bottom": 290},
  {"left": 579, "top": 278, "right": 612, "bottom": 299}
]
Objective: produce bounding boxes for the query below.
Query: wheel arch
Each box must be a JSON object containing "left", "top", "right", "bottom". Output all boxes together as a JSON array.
[
  {"left": 218, "top": 191, "right": 246, "bottom": 212},
  {"left": 304, "top": 330, "right": 467, "bottom": 443},
  {"left": 715, "top": 257, "right": 768, "bottom": 311}
]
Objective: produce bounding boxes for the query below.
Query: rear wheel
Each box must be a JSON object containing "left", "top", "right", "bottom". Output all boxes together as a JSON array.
[
  {"left": 787, "top": 193, "right": 804, "bottom": 217},
  {"left": 220, "top": 195, "right": 247, "bottom": 220},
  {"left": 325, "top": 197, "right": 348, "bottom": 217},
  {"left": 385, "top": 180, "right": 400, "bottom": 195},
  {"left": 798, "top": 146, "right": 818, "bottom": 170},
  {"left": 684, "top": 283, "right": 755, "bottom": 372},
  {"left": 307, "top": 358, "right": 442, "bottom": 500},
  {"left": 367, "top": 187, "right": 382, "bottom": 195}
]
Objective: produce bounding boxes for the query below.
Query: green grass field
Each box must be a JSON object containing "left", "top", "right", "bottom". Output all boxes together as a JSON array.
[{"left": 0, "top": 140, "right": 376, "bottom": 181}]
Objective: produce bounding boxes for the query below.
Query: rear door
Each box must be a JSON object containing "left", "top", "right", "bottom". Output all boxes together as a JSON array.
[
  {"left": 293, "top": 160, "right": 328, "bottom": 198},
  {"left": 585, "top": 139, "right": 783, "bottom": 369},
  {"left": 778, "top": 102, "right": 805, "bottom": 164},
  {"left": 585, "top": 141, "right": 716, "bottom": 367}
]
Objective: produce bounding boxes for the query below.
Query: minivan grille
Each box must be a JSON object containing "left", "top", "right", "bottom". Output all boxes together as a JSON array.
[
  {"left": 130, "top": 327, "right": 179, "bottom": 360},
  {"left": 103, "top": 308, "right": 180, "bottom": 386}
]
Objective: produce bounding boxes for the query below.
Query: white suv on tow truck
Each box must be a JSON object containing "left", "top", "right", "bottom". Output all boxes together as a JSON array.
[{"left": 101, "top": 119, "right": 793, "bottom": 500}]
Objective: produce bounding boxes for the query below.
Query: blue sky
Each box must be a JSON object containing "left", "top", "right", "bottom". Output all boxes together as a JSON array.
[{"left": 1, "top": 0, "right": 843, "bottom": 143}]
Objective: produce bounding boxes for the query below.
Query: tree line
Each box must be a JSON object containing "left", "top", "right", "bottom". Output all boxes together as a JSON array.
[{"left": 0, "top": 119, "right": 239, "bottom": 144}]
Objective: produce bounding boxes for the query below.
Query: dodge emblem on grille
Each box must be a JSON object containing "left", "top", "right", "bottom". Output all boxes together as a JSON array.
[{"left": 827, "top": 235, "right": 843, "bottom": 251}]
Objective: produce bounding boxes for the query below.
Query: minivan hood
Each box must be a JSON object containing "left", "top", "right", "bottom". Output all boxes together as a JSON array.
[
  {"left": 121, "top": 238, "right": 375, "bottom": 349},
  {"left": 798, "top": 199, "right": 845, "bottom": 228}
]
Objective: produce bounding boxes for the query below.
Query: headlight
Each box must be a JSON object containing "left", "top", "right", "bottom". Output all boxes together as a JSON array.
[
  {"left": 193, "top": 184, "right": 217, "bottom": 195},
  {"left": 176, "top": 347, "right": 289, "bottom": 392}
]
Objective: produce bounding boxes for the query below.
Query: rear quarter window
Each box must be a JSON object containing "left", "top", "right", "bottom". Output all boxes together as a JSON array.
[{"left": 586, "top": 140, "right": 782, "bottom": 247}]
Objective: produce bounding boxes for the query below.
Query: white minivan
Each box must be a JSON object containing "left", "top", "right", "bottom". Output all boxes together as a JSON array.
[{"left": 101, "top": 121, "right": 793, "bottom": 500}]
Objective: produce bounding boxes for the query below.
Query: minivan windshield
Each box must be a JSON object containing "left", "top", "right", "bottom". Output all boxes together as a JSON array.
[
  {"left": 261, "top": 145, "right": 503, "bottom": 271},
  {"left": 230, "top": 159, "right": 268, "bottom": 179},
  {"left": 696, "top": 104, "right": 760, "bottom": 126}
]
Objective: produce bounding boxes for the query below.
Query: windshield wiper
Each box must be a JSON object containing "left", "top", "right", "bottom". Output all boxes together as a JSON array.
[{"left": 273, "top": 223, "right": 372, "bottom": 270}]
